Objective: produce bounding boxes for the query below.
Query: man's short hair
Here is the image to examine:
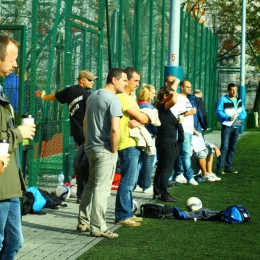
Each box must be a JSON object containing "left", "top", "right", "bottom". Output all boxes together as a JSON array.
[
  {"left": 106, "top": 68, "right": 125, "bottom": 84},
  {"left": 0, "top": 34, "right": 19, "bottom": 61},
  {"left": 193, "top": 89, "right": 202, "bottom": 95},
  {"left": 227, "top": 83, "right": 237, "bottom": 90},
  {"left": 180, "top": 80, "right": 189, "bottom": 88},
  {"left": 124, "top": 67, "right": 140, "bottom": 80},
  {"left": 78, "top": 70, "right": 98, "bottom": 81},
  {"left": 164, "top": 74, "right": 175, "bottom": 83}
]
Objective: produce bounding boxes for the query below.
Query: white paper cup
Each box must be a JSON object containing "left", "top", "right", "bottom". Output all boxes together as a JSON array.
[
  {"left": 21, "top": 115, "right": 34, "bottom": 125},
  {"left": 178, "top": 115, "right": 184, "bottom": 123},
  {"left": 0, "top": 140, "right": 9, "bottom": 157}
]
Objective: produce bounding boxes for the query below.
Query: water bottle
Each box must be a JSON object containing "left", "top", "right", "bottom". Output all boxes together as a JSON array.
[{"left": 58, "top": 171, "right": 64, "bottom": 185}]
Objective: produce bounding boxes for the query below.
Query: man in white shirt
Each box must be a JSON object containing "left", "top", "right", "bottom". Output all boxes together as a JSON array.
[{"left": 170, "top": 80, "right": 198, "bottom": 185}]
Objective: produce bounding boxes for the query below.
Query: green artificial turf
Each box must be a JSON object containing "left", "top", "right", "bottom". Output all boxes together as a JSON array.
[{"left": 77, "top": 133, "right": 260, "bottom": 260}]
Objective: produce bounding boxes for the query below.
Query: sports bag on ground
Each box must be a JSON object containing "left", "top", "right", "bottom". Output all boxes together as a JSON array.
[
  {"left": 26, "top": 187, "right": 46, "bottom": 212},
  {"left": 140, "top": 203, "right": 174, "bottom": 219},
  {"left": 173, "top": 206, "right": 223, "bottom": 220},
  {"left": 22, "top": 191, "right": 35, "bottom": 215},
  {"left": 222, "top": 205, "right": 250, "bottom": 224},
  {"left": 39, "top": 189, "right": 67, "bottom": 209}
]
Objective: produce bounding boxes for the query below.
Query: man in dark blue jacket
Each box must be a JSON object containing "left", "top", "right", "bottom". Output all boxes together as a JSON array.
[{"left": 188, "top": 89, "right": 208, "bottom": 133}]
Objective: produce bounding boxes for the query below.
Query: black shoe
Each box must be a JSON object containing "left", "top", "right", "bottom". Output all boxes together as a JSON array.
[
  {"left": 161, "top": 195, "right": 178, "bottom": 202},
  {"left": 225, "top": 168, "right": 238, "bottom": 174},
  {"left": 217, "top": 168, "right": 225, "bottom": 175},
  {"left": 153, "top": 193, "right": 161, "bottom": 199}
]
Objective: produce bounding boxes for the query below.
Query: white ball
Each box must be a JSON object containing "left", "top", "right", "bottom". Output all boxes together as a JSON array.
[
  {"left": 186, "top": 197, "right": 202, "bottom": 212},
  {"left": 56, "top": 185, "right": 71, "bottom": 201},
  {"left": 132, "top": 199, "right": 138, "bottom": 213}
]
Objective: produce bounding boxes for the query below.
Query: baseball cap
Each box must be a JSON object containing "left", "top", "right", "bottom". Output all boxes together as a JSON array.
[{"left": 78, "top": 70, "right": 98, "bottom": 81}]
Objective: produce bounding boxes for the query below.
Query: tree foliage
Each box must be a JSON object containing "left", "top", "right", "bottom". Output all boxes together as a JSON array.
[{"left": 182, "top": 0, "right": 260, "bottom": 70}]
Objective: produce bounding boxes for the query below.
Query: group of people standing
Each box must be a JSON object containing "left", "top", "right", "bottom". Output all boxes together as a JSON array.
[
  {"left": 40, "top": 68, "right": 247, "bottom": 240},
  {"left": 0, "top": 34, "right": 248, "bottom": 258}
]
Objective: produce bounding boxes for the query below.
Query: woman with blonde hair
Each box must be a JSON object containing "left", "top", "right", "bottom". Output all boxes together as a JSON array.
[{"left": 135, "top": 84, "right": 157, "bottom": 193}]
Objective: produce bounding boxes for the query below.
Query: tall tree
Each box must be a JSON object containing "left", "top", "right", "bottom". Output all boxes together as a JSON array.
[{"left": 182, "top": 0, "right": 260, "bottom": 70}]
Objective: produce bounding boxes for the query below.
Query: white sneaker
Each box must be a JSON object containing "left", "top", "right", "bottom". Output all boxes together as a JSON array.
[
  {"left": 201, "top": 173, "right": 215, "bottom": 182},
  {"left": 175, "top": 173, "right": 187, "bottom": 184},
  {"left": 187, "top": 178, "right": 198, "bottom": 185},
  {"left": 133, "top": 186, "right": 143, "bottom": 192},
  {"left": 209, "top": 173, "right": 221, "bottom": 181},
  {"left": 143, "top": 186, "right": 153, "bottom": 194}
]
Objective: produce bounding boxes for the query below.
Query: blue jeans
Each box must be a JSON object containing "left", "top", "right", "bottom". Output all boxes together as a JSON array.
[
  {"left": 137, "top": 151, "right": 156, "bottom": 190},
  {"left": 175, "top": 133, "right": 194, "bottom": 180},
  {"left": 217, "top": 126, "right": 239, "bottom": 170},
  {"left": 115, "top": 147, "right": 141, "bottom": 222},
  {"left": 0, "top": 198, "right": 23, "bottom": 260}
]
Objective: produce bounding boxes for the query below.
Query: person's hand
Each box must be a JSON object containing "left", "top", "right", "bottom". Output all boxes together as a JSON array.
[
  {"left": 190, "top": 107, "right": 197, "bottom": 115},
  {"left": 230, "top": 114, "right": 237, "bottom": 121},
  {"left": 41, "top": 90, "right": 46, "bottom": 100},
  {"left": 194, "top": 130, "right": 200, "bottom": 137},
  {"left": 0, "top": 154, "right": 10, "bottom": 168},
  {"left": 18, "top": 124, "right": 36, "bottom": 140},
  {"left": 128, "top": 119, "right": 141, "bottom": 129},
  {"left": 174, "top": 78, "right": 180, "bottom": 85},
  {"left": 213, "top": 146, "right": 221, "bottom": 157}
]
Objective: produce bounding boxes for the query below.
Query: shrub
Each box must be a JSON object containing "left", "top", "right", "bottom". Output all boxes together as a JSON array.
[{"left": 246, "top": 110, "right": 256, "bottom": 129}]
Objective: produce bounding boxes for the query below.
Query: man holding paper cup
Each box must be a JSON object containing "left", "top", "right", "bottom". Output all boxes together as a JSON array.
[{"left": 0, "top": 34, "right": 36, "bottom": 259}]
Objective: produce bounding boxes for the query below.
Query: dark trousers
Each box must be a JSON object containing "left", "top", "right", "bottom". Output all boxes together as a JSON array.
[
  {"left": 154, "top": 138, "right": 178, "bottom": 197},
  {"left": 73, "top": 135, "right": 85, "bottom": 199}
]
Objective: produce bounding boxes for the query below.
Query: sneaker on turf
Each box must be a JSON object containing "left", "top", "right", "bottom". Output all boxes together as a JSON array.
[
  {"left": 133, "top": 186, "right": 143, "bottom": 192},
  {"left": 225, "top": 168, "right": 238, "bottom": 174},
  {"left": 77, "top": 223, "right": 91, "bottom": 232},
  {"left": 116, "top": 218, "right": 141, "bottom": 227},
  {"left": 91, "top": 230, "right": 119, "bottom": 239},
  {"left": 131, "top": 215, "right": 143, "bottom": 222},
  {"left": 217, "top": 168, "right": 225, "bottom": 175},
  {"left": 201, "top": 173, "right": 215, "bottom": 182},
  {"left": 187, "top": 178, "right": 198, "bottom": 185},
  {"left": 143, "top": 186, "right": 153, "bottom": 194},
  {"left": 175, "top": 173, "right": 187, "bottom": 184},
  {"left": 209, "top": 172, "right": 221, "bottom": 181}
]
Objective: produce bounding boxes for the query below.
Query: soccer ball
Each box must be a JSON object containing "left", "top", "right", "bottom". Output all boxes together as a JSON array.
[
  {"left": 132, "top": 199, "right": 138, "bottom": 213},
  {"left": 186, "top": 197, "right": 202, "bottom": 212},
  {"left": 56, "top": 185, "right": 71, "bottom": 201}
]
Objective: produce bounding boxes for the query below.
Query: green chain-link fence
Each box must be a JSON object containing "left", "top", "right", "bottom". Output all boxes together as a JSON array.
[{"left": 0, "top": 0, "right": 218, "bottom": 188}]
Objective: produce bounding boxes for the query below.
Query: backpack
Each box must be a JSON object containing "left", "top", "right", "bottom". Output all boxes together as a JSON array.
[
  {"left": 26, "top": 187, "right": 47, "bottom": 212},
  {"left": 22, "top": 191, "right": 35, "bottom": 215},
  {"left": 222, "top": 205, "right": 250, "bottom": 224},
  {"left": 140, "top": 203, "right": 174, "bottom": 219},
  {"left": 39, "top": 189, "right": 67, "bottom": 209}
]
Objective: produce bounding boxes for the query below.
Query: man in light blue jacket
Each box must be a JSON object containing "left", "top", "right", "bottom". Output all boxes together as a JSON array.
[{"left": 216, "top": 83, "right": 247, "bottom": 175}]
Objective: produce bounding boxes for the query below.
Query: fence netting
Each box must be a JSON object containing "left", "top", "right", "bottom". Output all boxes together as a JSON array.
[{"left": 0, "top": 0, "right": 218, "bottom": 188}]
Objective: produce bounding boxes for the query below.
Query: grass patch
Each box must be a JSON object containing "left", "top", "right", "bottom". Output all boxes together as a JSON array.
[{"left": 77, "top": 133, "right": 260, "bottom": 260}]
